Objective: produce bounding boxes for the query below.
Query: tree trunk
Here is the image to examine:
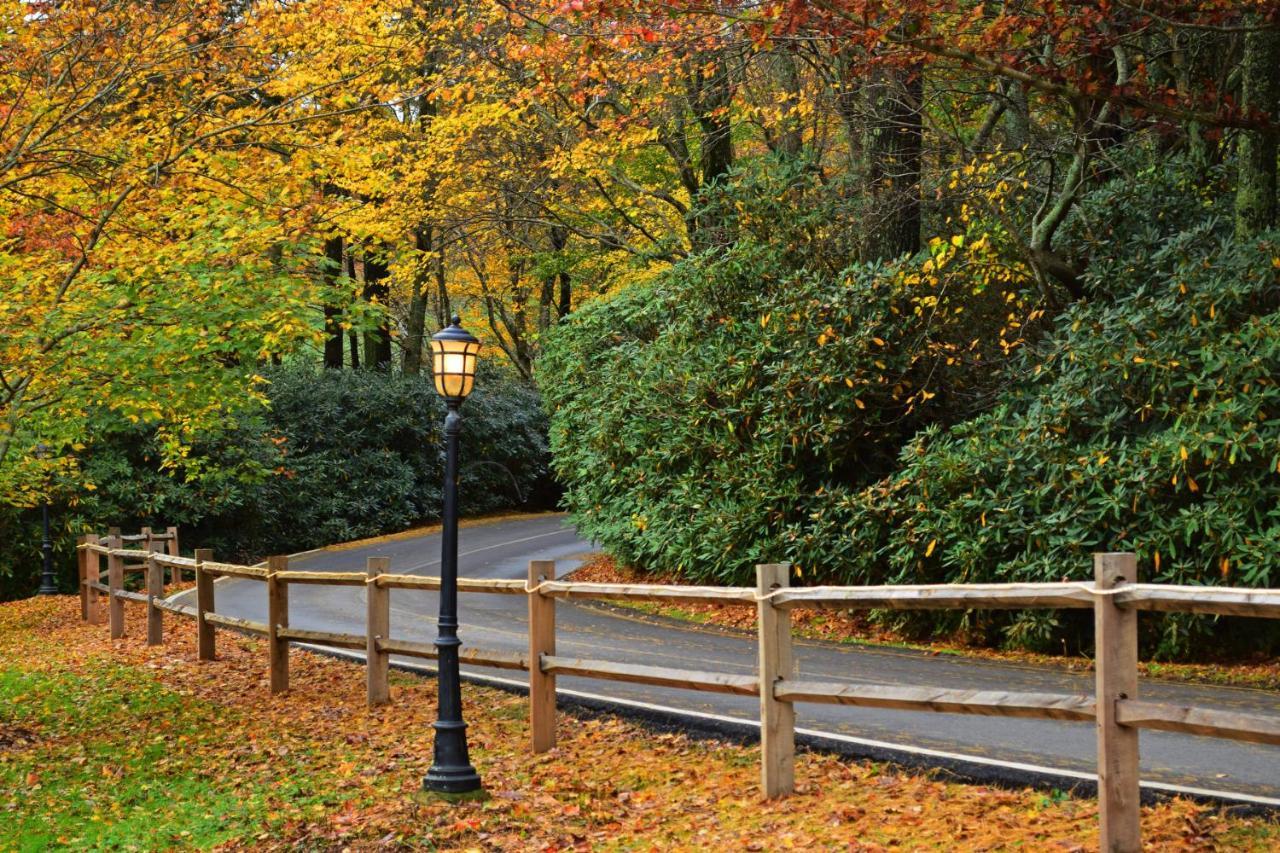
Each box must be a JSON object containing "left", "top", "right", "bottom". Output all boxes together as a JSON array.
[
  {"left": 833, "top": 52, "right": 865, "bottom": 194},
  {"left": 479, "top": 266, "right": 535, "bottom": 382},
  {"left": 434, "top": 245, "right": 451, "bottom": 330},
  {"left": 558, "top": 269, "right": 571, "bottom": 320},
  {"left": 347, "top": 252, "right": 361, "bottom": 369},
  {"left": 402, "top": 228, "right": 431, "bottom": 375},
  {"left": 687, "top": 52, "right": 735, "bottom": 250},
  {"left": 323, "top": 235, "right": 345, "bottom": 369},
  {"left": 770, "top": 49, "right": 804, "bottom": 160},
  {"left": 1236, "top": 22, "right": 1280, "bottom": 240},
  {"left": 552, "top": 225, "right": 570, "bottom": 321},
  {"left": 1001, "top": 81, "right": 1031, "bottom": 150},
  {"left": 695, "top": 60, "right": 735, "bottom": 188},
  {"left": 362, "top": 252, "right": 393, "bottom": 370},
  {"left": 866, "top": 65, "right": 923, "bottom": 260}
]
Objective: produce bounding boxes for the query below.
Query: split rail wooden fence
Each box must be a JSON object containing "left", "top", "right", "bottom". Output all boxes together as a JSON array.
[{"left": 77, "top": 531, "right": 1280, "bottom": 853}]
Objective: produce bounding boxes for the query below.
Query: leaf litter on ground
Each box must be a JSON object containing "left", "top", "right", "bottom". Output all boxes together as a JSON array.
[{"left": 0, "top": 595, "right": 1276, "bottom": 850}]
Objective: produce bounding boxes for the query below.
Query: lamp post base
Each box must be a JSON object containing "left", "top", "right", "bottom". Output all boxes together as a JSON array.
[
  {"left": 423, "top": 716, "right": 482, "bottom": 794},
  {"left": 422, "top": 764, "right": 483, "bottom": 794}
]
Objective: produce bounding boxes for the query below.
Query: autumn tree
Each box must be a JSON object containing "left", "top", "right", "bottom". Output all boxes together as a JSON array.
[{"left": 0, "top": 0, "right": 398, "bottom": 499}]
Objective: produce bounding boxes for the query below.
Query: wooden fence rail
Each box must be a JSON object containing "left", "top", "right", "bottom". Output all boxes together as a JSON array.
[{"left": 76, "top": 531, "right": 1280, "bottom": 853}]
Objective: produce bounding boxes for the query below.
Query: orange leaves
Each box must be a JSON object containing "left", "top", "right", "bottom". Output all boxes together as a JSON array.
[
  {"left": 0, "top": 0, "right": 357, "bottom": 494},
  {"left": 3, "top": 594, "right": 1280, "bottom": 849}
]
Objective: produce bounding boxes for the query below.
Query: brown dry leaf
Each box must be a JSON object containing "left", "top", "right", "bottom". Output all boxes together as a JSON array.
[{"left": 1, "top": 595, "right": 1277, "bottom": 851}]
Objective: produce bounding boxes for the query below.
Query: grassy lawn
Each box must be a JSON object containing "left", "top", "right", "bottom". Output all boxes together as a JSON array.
[{"left": 0, "top": 595, "right": 1276, "bottom": 850}]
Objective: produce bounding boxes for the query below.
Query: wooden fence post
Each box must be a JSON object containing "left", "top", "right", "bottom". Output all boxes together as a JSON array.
[
  {"left": 756, "top": 562, "right": 794, "bottom": 797},
  {"left": 267, "top": 555, "right": 289, "bottom": 694},
  {"left": 77, "top": 534, "right": 90, "bottom": 621},
  {"left": 366, "top": 556, "right": 391, "bottom": 707},
  {"left": 101, "top": 527, "right": 119, "bottom": 630},
  {"left": 86, "top": 535, "right": 104, "bottom": 625},
  {"left": 195, "top": 548, "right": 215, "bottom": 661},
  {"left": 528, "top": 559, "right": 557, "bottom": 752},
  {"left": 107, "top": 534, "right": 124, "bottom": 639},
  {"left": 1095, "top": 552, "right": 1141, "bottom": 853},
  {"left": 146, "top": 553, "right": 164, "bottom": 646},
  {"left": 167, "top": 526, "right": 180, "bottom": 584}
]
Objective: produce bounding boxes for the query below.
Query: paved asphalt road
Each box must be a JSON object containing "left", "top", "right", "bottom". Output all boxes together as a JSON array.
[{"left": 176, "top": 513, "right": 1280, "bottom": 804}]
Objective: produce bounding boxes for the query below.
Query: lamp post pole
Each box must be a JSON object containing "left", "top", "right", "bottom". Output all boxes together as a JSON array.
[
  {"left": 424, "top": 319, "right": 483, "bottom": 795},
  {"left": 37, "top": 494, "right": 56, "bottom": 596},
  {"left": 36, "top": 444, "right": 57, "bottom": 596}
]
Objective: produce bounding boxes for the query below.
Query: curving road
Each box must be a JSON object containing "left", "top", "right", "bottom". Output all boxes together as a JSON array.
[{"left": 175, "top": 513, "right": 1280, "bottom": 805}]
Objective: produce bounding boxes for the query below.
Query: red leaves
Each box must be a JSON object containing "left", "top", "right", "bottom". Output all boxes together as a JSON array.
[
  {"left": 585, "top": 0, "right": 1275, "bottom": 129},
  {"left": 556, "top": 0, "right": 597, "bottom": 14}
]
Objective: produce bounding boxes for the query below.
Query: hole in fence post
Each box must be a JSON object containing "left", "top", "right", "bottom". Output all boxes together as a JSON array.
[
  {"left": 1094, "top": 552, "right": 1141, "bottom": 853},
  {"left": 195, "top": 549, "right": 215, "bottom": 661},
  {"left": 268, "top": 555, "right": 290, "bottom": 694},
  {"left": 528, "top": 560, "right": 556, "bottom": 753},
  {"left": 367, "top": 556, "right": 391, "bottom": 707},
  {"left": 756, "top": 562, "right": 794, "bottom": 798}
]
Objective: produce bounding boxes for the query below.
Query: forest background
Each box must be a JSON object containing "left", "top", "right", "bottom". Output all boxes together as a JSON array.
[{"left": 4, "top": 0, "right": 1280, "bottom": 656}]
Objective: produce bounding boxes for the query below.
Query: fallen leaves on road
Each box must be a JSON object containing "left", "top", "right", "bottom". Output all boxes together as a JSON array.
[{"left": 1, "top": 595, "right": 1276, "bottom": 850}]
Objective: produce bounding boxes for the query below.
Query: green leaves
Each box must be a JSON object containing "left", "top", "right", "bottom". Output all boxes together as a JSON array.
[
  {"left": 543, "top": 154, "right": 1280, "bottom": 658},
  {"left": 0, "top": 366, "right": 548, "bottom": 595},
  {"left": 881, "top": 168, "right": 1280, "bottom": 655},
  {"left": 539, "top": 161, "right": 1025, "bottom": 586}
]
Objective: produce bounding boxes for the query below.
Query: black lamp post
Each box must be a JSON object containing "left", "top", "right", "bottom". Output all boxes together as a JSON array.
[
  {"left": 423, "top": 315, "right": 484, "bottom": 795},
  {"left": 35, "top": 443, "right": 57, "bottom": 596}
]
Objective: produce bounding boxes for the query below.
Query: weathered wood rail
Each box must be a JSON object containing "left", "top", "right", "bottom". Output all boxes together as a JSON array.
[{"left": 76, "top": 532, "right": 1280, "bottom": 853}]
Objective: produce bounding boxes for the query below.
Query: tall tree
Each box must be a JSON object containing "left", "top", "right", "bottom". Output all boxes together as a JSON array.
[
  {"left": 866, "top": 65, "right": 923, "bottom": 259},
  {"left": 323, "top": 236, "right": 347, "bottom": 369},
  {"left": 1236, "top": 20, "right": 1280, "bottom": 239},
  {"left": 361, "top": 252, "right": 394, "bottom": 370},
  {"left": 0, "top": 0, "right": 375, "bottom": 496}
]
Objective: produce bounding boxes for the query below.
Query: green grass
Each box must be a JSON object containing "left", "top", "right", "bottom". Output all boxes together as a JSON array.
[{"left": 0, "top": 661, "right": 355, "bottom": 851}]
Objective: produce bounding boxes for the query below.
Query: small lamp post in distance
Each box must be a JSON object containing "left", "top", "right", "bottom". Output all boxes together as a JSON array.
[
  {"left": 35, "top": 443, "right": 57, "bottom": 596},
  {"left": 423, "top": 315, "right": 484, "bottom": 795}
]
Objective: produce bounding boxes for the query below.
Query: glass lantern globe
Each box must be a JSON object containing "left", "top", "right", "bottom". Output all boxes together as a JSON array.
[{"left": 429, "top": 316, "right": 481, "bottom": 401}]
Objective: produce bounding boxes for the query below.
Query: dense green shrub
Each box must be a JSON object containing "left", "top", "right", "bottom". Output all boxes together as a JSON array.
[
  {"left": 540, "top": 161, "right": 1032, "bottom": 583},
  {"left": 242, "top": 364, "right": 548, "bottom": 553},
  {"left": 543, "top": 157, "right": 1280, "bottom": 656},
  {"left": 0, "top": 365, "right": 549, "bottom": 597},
  {"left": 872, "top": 192, "right": 1280, "bottom": 655}
]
